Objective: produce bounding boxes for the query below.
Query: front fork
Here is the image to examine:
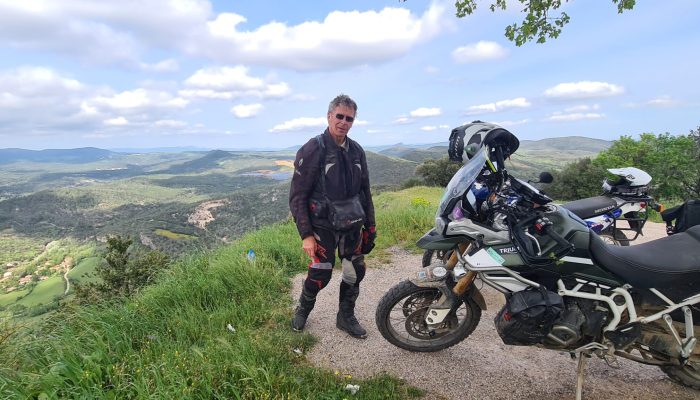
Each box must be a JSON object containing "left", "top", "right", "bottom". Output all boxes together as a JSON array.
[{"left": 411, "top": 243, "right": 487, "bottom": 325}]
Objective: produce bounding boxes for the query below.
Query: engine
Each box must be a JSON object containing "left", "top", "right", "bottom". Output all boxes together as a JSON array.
[{"left": 495, "top": 289, "right": 608, "bottom": 349}]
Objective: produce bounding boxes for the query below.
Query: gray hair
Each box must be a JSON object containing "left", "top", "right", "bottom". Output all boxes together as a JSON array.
[{"left": 327, "top": 94, "right": 358, "bottom": 115}]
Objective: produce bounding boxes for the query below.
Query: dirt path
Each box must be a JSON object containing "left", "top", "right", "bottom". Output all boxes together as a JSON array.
[{"left": 292, "top": 222, "right": 698, "bottom": 399}]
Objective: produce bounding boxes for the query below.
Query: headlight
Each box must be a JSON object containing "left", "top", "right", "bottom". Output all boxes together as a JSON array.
[{"left": 435, "top": 217, "right": 446, "bottom": 235}]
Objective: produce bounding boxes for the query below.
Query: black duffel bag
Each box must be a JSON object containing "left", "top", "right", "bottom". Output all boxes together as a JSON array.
[{"left": 494, "top": 287, "right": 564, "bottom": 346}]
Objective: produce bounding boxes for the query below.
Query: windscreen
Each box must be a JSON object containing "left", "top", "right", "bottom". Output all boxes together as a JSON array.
[{"left": 437, "top": 146, "right": 488, "bottom": 218}]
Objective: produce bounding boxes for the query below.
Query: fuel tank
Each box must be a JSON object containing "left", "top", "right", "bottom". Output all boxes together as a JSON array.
[{"left": 510, "top": 206, "right": 625, "bottom": 288}]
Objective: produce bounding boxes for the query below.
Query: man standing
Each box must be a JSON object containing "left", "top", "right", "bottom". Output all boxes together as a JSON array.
[{"left": 289, "top": 94, "right": 376, "bottom": 339}]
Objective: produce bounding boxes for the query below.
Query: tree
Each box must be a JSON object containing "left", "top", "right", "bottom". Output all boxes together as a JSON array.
[
  {"left": 74, "top": 235, "right": 169, "bottom": 303},
  {"left": 548, "top": 128, "right": 700, "bottom": 202},
  {"left": 404, "top": 0, "right": 636, "bottom": 45},
  {"left": 594, "top": 132, "right": 699, "bottom": 200},
  {"left": 547, "top": 157, "right": 606, "bottom": 201},
  {"left": 416, "top": 157, "right": 463, "bottom": 187}
]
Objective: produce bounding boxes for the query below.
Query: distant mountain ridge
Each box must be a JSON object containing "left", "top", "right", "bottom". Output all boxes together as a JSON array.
[
  {"left": 0, "top": 147, "right": 118, "bottom": 164},
  {"left": 2, "top": 136, "right": 612, "bottom": 164},
  {"left": 519, "top": 136, "right": 612, "bottom": 152}
]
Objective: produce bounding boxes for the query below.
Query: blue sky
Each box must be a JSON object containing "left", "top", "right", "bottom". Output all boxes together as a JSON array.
[{"left": 1, "top": 0, "right": 698, "bottom": 150}]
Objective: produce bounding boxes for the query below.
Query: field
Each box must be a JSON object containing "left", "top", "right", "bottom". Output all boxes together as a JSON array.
[
  {"left": 16, "top": 277, "right": 64, "bottom": 307},
  {"left": 67, "top": 256, "right": 101, "bottom": 285}
]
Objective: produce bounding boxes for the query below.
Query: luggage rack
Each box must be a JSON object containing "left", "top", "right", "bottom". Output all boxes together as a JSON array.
[{"left": 609, "top": 198, "right": 650, "bottom": 243}]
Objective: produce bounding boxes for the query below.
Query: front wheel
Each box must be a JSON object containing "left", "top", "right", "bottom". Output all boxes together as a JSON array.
[
  {"left": 661, "top": 361, "right": 700, "bottom": 390},
  {"left": 375, "top": 280, "right": 481, "bottom": 352}
]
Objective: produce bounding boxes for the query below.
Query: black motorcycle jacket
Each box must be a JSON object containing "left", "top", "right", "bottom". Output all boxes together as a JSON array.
[{"left": 289, "top": 129, "right": 375, "bottom": 239}]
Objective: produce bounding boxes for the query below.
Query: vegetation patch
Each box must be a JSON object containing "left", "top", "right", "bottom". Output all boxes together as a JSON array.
[
  {"left": 67, "top": 256, "right": 101, "bottom": 285},
  {"left": 154, "top": 229, "right": 197, "bottom": 240},
  {"left": 16, "top": 276, "right": 64, "bottom": 308},
  {"left": 0, "top": 232, "right": 46, "bottom": 266}
]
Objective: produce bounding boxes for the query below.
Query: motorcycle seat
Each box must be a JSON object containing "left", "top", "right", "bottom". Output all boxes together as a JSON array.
[
  {"left": 562, "top": 196, "right": 618, "bottom": 220},
  {"left": 589, "top": 225, "right": 700, "bottom": 289}
]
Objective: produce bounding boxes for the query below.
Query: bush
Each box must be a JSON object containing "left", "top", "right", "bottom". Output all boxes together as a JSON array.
[
  {"left": 74, "top": 236, "right": 169, "bottom": 303},
  {"left": 415, "top": 157, "right": 462, "bottom": 187}
]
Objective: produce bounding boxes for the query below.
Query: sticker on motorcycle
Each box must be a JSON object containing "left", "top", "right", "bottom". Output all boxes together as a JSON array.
[
  {"left": 497, "top": 246, "right": 518, "bottom": 255},
  {"left": 487, "top": 247, "right": 506, "bottom": 264}
]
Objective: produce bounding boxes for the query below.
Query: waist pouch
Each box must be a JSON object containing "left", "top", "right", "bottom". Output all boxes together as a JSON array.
[{"left": 328, "top": 195, "right": 365, "bottom": 231}]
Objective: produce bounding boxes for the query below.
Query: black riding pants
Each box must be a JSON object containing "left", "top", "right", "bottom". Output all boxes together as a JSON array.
[{"left": 303, "top": 227, "right": 366, "bottom": 296}]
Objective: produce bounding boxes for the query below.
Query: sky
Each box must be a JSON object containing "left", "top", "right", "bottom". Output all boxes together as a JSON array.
[{"left": 0, "top": 0, "right": 699, "bottom": 151}]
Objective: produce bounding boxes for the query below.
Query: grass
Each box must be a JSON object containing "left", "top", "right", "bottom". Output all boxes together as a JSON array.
[
  {"left": 67, "top": 256, "right": 101, "bottom": 285},
  {"left": 155, "top": 229, "right": 198, "bottom": 240},
  {"left": 15, "top": 277, "right": 64, "bottom": 308},
  {"left": 0, "top": 289, "right": 27, "bottom": 307},
  {"left": 0, "top": 187, "right": 444, "bottom": 399}
]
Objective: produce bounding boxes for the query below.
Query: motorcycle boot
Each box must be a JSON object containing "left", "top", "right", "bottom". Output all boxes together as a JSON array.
[
  {"left": 292, "top": 287, "right": 316, "bottom": 332},
  {"left": 336, "top": 281, "right": 367, "bottom": 339}
]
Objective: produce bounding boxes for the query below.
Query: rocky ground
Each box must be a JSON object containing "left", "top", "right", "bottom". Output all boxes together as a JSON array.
[{"left": 292, "top": 222, "right": 699, "bottom": 400}]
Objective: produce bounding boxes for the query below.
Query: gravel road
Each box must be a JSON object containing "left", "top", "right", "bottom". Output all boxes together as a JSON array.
[{"left": 292, "top": 222, "right": 699, "bottom": 399}]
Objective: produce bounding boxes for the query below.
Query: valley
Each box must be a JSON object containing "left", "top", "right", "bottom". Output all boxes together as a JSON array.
[{"left": 0, "top": 136, "right": 609, "bottom": 318}]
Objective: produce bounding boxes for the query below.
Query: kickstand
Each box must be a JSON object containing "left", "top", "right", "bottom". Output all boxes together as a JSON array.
[{"left": 575, "top": 354, "right": 588, "bottom": 400}]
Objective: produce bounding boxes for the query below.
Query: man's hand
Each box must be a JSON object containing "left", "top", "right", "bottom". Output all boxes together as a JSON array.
[
  {"left": 302, "top": 236, "right": 316, "bottom": 258},
  {"left": 361, "top": 225, "right": 376, "bottom": 254}
]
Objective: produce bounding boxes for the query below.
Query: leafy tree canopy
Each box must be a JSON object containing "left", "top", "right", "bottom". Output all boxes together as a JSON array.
[
  {"left": 416, "top": 157, "right": 463, "bottom": 187},
  {"left": 548, "top": 127, "right": 699, "bottom": 202},
  {"left": 404, "top": 0, "right": 636, "bottom": 45},
  {"left": 75, "top": 235, "right": 169, "bottom": 303},
  {"left": 594, "top": 130, "right": 700, "bottom": 200}
]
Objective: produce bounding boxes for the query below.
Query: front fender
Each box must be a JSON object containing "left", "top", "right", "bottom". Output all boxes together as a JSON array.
[
  {"left": 417, "top": 228, "right": 463, "bottom": 250},
  {"left": 467, "top": 286, "right": 487, "bottom": 311}
]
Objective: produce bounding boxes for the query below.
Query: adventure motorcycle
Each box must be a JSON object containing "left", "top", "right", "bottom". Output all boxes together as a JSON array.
[
  {"left": 375, "top": 122, "right": 700, "bottom": 398},
  {"left": 562, "top": 167, "right": 662, "bottom": 246}
]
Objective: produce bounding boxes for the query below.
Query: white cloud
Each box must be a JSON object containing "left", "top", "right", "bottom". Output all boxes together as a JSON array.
[
  {"left": 564, "top": 104, "right": 600, "bottom": 113},
  {"left": 452, "top": 41, "right": 508, "bottom": 63},
  {"left": 393, "top": 116, "right": 413, "bottom": 125},
  {"left": 625, "top": 95, "right": 679, "bottom": 108},
  {"left": 269, "top": 117, "right": 326, "bottom": 133},
  {"left": 155, "top": 119, "right": 187, "bottom": 128},
  {"left": 0, "top": 66, "right": 94, "bottom": 133},
  {"left": 200, "top": 3, "right": 448, "bottom": 70},
  {"left": 544, "top": 81, "right": 624, "bottom": 100},
  {"left": 410, "top": 107, "right": 441, "bottom": 118},
  {"left": 424, "top": 65, "right": 439, "bottom": 74},
  {"left": 420, "top": 126, "right": 437, "bottom": 131},
  {"left": 181, "top": 66, "right": 291, "bottom": 100},
  {"left": 231, "top": 103, "right": 262, "bottom": 118},
  {"left": 104, "top": 116, "right": 128, "bottom": 126},
  {"left": 465, "top": 97, "right": 531, "bottom": 115},
  {"left": 546, "top": 113, "right": 606, "bottom": 122},
  {"left": 647, "top": 95, "right": 676, "bottom": 106},
  {"left": 0, "top": 66, "right": 194, "bottom": 138},
  {"left": 493, "top": 119, "right": 530, "bottom": 127},
  {"left": 139, "top": 59, "right": 179, "bottom": 72},
  {"left": 90, "top": 88, "right": 189, "bottom": 110},
  {"left": 0, "top": 1, "right": 210, "bottom": 68},
  {"left": 0, "top": 2, "right": 449, "bottom": 71}
]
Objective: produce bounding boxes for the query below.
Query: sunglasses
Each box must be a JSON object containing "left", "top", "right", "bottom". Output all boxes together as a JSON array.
[{"left": 334, "top": 113, "right": 355, "bottom": 123}]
